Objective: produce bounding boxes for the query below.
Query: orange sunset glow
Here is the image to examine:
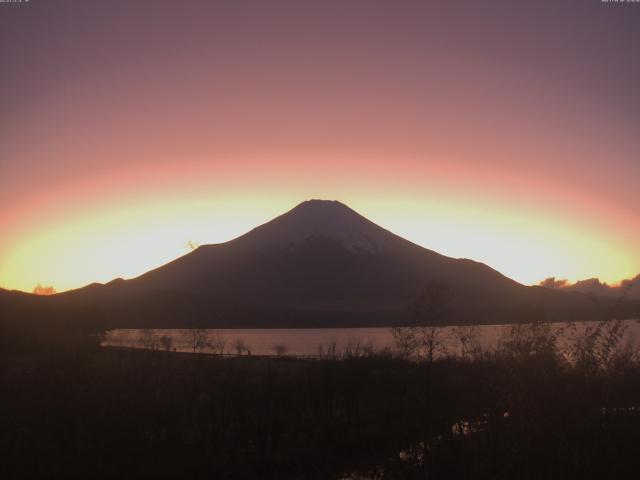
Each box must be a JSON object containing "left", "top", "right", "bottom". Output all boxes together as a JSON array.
[{"left": 1, "top": 0, "right": 639, "bottom": 293}]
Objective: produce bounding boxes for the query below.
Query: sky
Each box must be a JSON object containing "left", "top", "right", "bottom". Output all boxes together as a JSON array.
[{"left": 1, "top": 0, "right": 639, "bottom": 293}]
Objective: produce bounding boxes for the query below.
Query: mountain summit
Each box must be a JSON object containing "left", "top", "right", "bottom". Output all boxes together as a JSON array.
[
  {"left": 236, "top": 200, "right": 398, "bottom": 253},
  {"left": 53, "top": 200, "right": 618, "bottom": 328}
]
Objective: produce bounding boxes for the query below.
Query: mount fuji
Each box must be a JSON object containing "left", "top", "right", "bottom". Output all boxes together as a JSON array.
[{"left": 30, "top": 199, "right": 621, "bottom": 328}]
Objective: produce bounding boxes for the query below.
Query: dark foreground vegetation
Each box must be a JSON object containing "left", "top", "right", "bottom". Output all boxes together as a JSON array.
[{"left": 2, "top": 317, "right": 640, "bottom": 480}]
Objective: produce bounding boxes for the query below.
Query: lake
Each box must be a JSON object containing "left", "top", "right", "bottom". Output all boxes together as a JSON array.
[{"left": 103, "top": 319, "right": 640, "bottom": 358}]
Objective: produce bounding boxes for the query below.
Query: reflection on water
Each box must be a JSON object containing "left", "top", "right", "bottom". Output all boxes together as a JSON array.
[{"left": 103, "top": 319, "right": 640, "bottom": 358}]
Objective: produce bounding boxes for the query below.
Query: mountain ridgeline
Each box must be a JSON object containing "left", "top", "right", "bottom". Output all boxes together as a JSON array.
[{"left": 3, "top": 200, "right": 637, "bottom": 329}]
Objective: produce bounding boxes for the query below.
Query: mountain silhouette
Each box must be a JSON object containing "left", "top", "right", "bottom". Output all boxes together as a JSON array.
[
  {"left": 3, "top": 200, "right": 635, "bottom": 328},
  {"left": 126, "top": 199, "right": 520, "bottom": 297}
]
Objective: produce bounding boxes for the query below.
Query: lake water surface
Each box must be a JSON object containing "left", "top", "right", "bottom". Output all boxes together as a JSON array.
[{"left": 104, "top": 319, "right": 640, "bottom": 358}]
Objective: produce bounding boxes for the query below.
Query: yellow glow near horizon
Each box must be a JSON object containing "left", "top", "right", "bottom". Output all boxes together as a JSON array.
[
  {"left": 359, "top": 199, "right": 636, "bottom": 287},
  {"left": 1, "top": 189, "right": 637, "bottom": 293},
  {"left": 0, "top": 195, "right": 290, "bottom": 293}
]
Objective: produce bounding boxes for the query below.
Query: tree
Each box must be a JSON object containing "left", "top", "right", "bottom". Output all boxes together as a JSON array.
[
  {"left": 273, "top": 344, "right": 288, "bottom": 357},
  {"left": 206, "top": 331, "right": 226, "bottom": 355},
  {"left": 452, "top": 325, "right": 483, "bottom": 360},
  {"left": 392, "top": 281, "right": 452, "bottom": 363},
  {"left": 32, "top": 284, "right": 56, "bottom": 295},
  {"left": 344, "top": 337, "right": 374, "bottom": 358},
  {"left": 390, "top": 281, "right": 453, "bottom": 475},
  {"left": 139, "top": 330, "right": 158, "bottom": 351},
  {"left": 186, "top": 328, "right": 208, "bottom": 354},
  {"left": 233, "top": 338, "right": 248, "bottom": 356},
  {"left": 160, "top": 334, "right": 173, "bottom": 352}
]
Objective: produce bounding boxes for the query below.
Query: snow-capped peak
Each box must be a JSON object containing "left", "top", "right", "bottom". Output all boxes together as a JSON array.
[{"left": 239, "top": 200, "right": 398, "bottom": 253}]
